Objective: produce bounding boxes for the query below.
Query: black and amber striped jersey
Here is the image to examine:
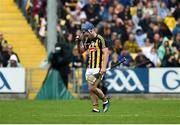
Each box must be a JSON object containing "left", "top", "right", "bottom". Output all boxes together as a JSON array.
[{"left": 86, "top": 34, "right": 108, "bottom": 68}]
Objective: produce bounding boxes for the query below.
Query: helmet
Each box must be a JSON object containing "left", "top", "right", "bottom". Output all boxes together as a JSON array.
[{"left": 81, "top": 22, "right": 94, "bottom": 32}]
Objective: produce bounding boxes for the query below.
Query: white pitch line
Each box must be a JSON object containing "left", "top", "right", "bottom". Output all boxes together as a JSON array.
[
  {"left": 31, "top": 114, "right": 180, "bottom": 118},
  {"left": 32, "top": 114, "right": 140, "bottom": 117},
  {"left": 32, "top": 114, "right": 113, "bottom": 117}
]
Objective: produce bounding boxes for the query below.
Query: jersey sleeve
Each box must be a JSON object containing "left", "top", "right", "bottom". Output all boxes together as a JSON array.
[{"left": 98, "top": 35, "right": 108, "bottom": 48}]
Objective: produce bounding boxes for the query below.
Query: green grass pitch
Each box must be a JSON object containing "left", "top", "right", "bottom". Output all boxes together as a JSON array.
[{"left": 0, "top": 99, "right": 180, "bottom": 124}]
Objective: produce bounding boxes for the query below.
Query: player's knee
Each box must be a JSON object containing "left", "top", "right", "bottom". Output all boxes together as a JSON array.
[{"left": 89, "top": 85, "right": 96, "bottom": 93}]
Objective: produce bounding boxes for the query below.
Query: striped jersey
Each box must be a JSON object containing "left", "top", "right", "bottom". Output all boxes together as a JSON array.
[{"left": 85, "top": 34, "right": 108, "bottom": 68}]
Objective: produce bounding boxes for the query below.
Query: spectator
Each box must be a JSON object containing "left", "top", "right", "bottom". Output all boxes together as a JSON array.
[
  {"left": 123, "top": 6, "right": 132, "bottom": 21},
  {"left": 69, "top": 4, "right": 87, "bottom": 26},
  {"left": 144, "top": 1, "right": 154, "bottom": 16},
  {"left": 159, "top": 22, "right": 172, "bottom": 39},
  {"left": 70, "top": 45, "right": 84, "bottom": 89},
  {"left": 108, "top": 52, "right": 120, "bottom": 68},
  {"left": 15, "top": 0, "right": 180, "bottom": 69},
  {"left": 38, "top": 17, "right": 47, "bottom": 42},
  {"left": 64, "top": 33, "right": 75, "bottom": 52},
  {"left": 167, "top": 0, "right": 177, "bottom": 12},
  {"left": 110, "top": 32, "right": 118, "bottom": 46},
  {"left": 146, "top": 47, "right": 161, "bottom": 67},
  {"left": 1, "top": 43, "right": 10, "bottom": 67},
  {"left": 161, "top": 47, "right": 178, "bottom": 67},
  {"left": 111, "top": 18, "right": 127, "bottom": 43},
  {"left": 135, "top": 53, "right": 155, "bottom": 68},
  {"left": 82, "top": 0, "right": 100, "bottom": 25},
  {"left": 173, "top": 2, "right": 180, "bottom": 20},
  {"left": 123, "top": 33, "right": 141, "bottom": 53},
  {"left": 0, "top": 32, "right": 8, "bottom": 45},
  {"left": 146, "top": 22, "right": 156, "bottom": 42},
  {"left": 132, "top": 7, "right": 143, "bottom": 28},
  {"left": 107, "top": 47, "right": 114, "bottom": 63},
  {"left": 116, "top": 3, "right": 130, "bottom": 22},
  {"left": 172, "top": 32, "right": 180, "bottom": 52},
  {"left": 77, "top": 0, "right": 89, "bottom": 8},
  {"left": 118, "top": 49, "right": 133, "bottom": 67},
  {"left": 172, "top": 17, "right": 180, "bottom": 37},
  {"left": 151, "top": 6, "right": 159, "bottom": 23},
  {"left": 153, "top": 32, "right": 162, "bottom": 49},
  {"left": 113, "top": 3, "right": 124, "bottom": 19},
  {"left": 102, "top": 6, "right": 113, "bottom": 21},
  {"left": 112, "top": 38, "right": 123, "bottom": 55},
  {"left": 141, "top": 38, "right": 154, "bottom": 57},
  {"left": 125, "top": 20, "right": 135, "bottom": 35},
  {"left": 7, "top": 54, "right": 22, "bottom": 67},
  {"left": 158, "top": 37, "right": 174, "bottom": 61},
  {"left": 134, "top": 26, "right": 147, "bottom": 47},
  {"left": 70, "top": 45, "right": 84, "bottom": 68},
  {"left": 7, "top": 44, "right": 20, "bottom": 63},
  {"left": 111, "top": 0, "right": 120, "bottom": 8},
  {"left": 138, "top": 12, "right": 151, "bottom": 33},
  {"left": 164, "top": 12, "right": 176, "bottom": 31},
  {"left": 98, "top": 20, "right": 112, "bottom": 43},
  {"left": 157, "top": 1, "right": 169, "bottom": 20}
]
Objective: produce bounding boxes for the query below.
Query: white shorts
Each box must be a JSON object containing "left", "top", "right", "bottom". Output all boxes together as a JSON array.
[{"left": 85, "top": 68, "right": 100, "bottom": 80}]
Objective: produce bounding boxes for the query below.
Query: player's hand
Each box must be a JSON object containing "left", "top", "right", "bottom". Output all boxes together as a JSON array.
[
  {"left": 75, "top": 35, "right": 80, "bottom": 43},
  {"left": 100, "top": 67, "right": 106, "bottom": 75}
]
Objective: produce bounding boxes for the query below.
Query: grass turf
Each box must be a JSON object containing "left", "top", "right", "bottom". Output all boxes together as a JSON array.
[{"left": 0, "top": 99, "right": 180, "bottom": 124}]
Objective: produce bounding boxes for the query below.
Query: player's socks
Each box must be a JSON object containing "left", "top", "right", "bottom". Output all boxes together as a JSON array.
[{"left": 103, "top": 100, "right": 110, "bottom": 112}]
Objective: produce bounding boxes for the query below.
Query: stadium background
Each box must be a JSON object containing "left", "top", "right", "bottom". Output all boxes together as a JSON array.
[{"left": 0, "top": 0, "right": 180, "bottom": 123}]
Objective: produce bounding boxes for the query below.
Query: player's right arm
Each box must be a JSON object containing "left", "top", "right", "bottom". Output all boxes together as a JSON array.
[{"left": 75, "top": 35, "right": 88, "bottom": 55}]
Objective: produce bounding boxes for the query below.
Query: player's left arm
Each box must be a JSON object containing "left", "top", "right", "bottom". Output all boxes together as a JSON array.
[
  {"left": 100, "top": 37, "right": 109, "bottom": 74},
  {"left": 101, "top": 47, "right": 109, "bottom": 74}
]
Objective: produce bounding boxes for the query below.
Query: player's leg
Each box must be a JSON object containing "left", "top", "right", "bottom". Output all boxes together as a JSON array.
[
  {"left": 86, "top": 68, "right": 110, "bottom": 112},
  {"left": 86, "top": 69, "right": 100, "bottom": 112},
  {"left": 92, "top": 69, "right": 110, "bottom": 112},
  {"left": 88, "top": 77, "right": 109, "bottom": 112},
  {"left": 95, "top": 87, "right": 107, "bottom": 102},
  {"left": 94, "top": 80, "right": 110, "bottom": 112},
  {"left": 88, "top": 83, "right": 100, "bottom": 112},
  {"left": 93, "top": 76, "right": 107, "bottom": 102}
]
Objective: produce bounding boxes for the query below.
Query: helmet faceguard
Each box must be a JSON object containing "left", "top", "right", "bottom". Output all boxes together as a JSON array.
[{"left": 81, "top": 22, "right": 94, "bottom": 33}]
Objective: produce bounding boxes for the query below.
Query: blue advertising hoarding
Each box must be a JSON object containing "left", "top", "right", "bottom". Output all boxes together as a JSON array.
[
  {"left": 81, "top": 68, "right": 148, "bottom": 93},
  {"left": 81, "top": 68, "right": 180, "bottom": 93},
  {"left": 104, "top": 68, "right": 148, "bottom": 93}
]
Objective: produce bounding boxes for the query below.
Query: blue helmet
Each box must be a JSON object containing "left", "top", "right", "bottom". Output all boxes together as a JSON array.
[{"left": 81, "top": 22, "right": 94, "bottom": 32}]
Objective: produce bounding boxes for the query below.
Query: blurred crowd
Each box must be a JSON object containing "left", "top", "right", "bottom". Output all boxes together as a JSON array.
[
  {"left": 0, "top": 32, "right": 22, "bottom": 67},
  {"left": 15, "top": 0, "right": 180, "bottom": 68}
]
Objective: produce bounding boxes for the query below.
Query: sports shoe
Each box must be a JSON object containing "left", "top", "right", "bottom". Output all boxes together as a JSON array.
[
  {"left": 92, "top": 108, "right": 100, "bottom": 113},
  {"left": 103, "top": 100, "right": 110, "bottom": 112}
]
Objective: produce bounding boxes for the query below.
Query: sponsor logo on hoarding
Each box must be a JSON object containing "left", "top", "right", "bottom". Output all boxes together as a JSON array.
[
  {"left": 162, "top": 70, "right": 180, "bottom": 90},
  {"left": 104, "top": 69, "right": 145, "bottom": 92},
  {"left": 0, "top": 71, "right": 11, "bottom": 90}
]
